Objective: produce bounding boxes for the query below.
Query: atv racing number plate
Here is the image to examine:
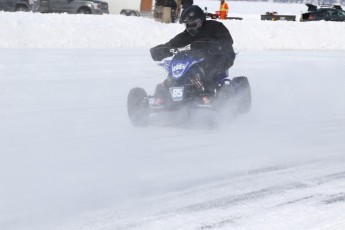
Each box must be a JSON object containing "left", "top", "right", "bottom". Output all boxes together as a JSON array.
[{"left": 169, "top": 87, "right": 184, "bottom": 102}]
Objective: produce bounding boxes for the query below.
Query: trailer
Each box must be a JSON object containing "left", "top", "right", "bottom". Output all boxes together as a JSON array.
[
  {"left": 261, "top": 12, "right": 296, "bottom": 21},
  {"left": 108, "top": 0, "right": 181, "bottom": 18},
  {"left": 106, "top": 0, "right": 151, "bottom": 16}
]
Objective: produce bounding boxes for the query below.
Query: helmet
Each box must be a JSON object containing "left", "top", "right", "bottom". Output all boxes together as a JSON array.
[{"left": 179, "top": 5, "right": 206, "bottom": 36}]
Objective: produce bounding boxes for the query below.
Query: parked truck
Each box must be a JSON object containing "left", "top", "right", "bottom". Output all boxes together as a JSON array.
[
  {"left": 32, "top": 0, "right": 108, "bottom": 14},
  {"left": 0, "top": 0, "right": 34, "bottom": 12}
]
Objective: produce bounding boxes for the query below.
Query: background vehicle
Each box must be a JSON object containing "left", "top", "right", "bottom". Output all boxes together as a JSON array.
[
  {"left": 109, "top": 0, "right": 180, "bottom": 17},
  {"left": 32, "top": 0, "right": 108, "bottom": 14},
  {"left": 127, "top": 44, "right": 251, "bottom": 127},
  {"left": 0, "top": 0, "right": 33, "bottom": 12},
  {"left": 261, "top": 11, "right": 296, "bottom": 21},
  {"left": 108, "top": 0, "right": 150, "bottom": 16},
  {"left": 301, "top": 4, "right": 345, "bottom": 21},
  {"left": 109, "top": 0, "right": 181, "bottom": 23}
]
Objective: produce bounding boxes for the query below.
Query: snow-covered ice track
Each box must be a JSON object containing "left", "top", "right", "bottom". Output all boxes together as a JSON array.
[
  {"left": 1, "top": 49, "right": 345, "bottom": 230},
  {"left": 56, "top": 156, "right": 345, "bottom": 230}
]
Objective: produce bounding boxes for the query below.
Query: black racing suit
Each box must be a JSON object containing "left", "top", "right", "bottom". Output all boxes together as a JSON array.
[{"left": 166, "top": 20, "right": 235, "bottom": 90}]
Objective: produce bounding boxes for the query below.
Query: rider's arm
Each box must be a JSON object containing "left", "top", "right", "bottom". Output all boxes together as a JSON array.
[
  {"left": 150, "top": 31, "right": 194, "bottom": 61},
  {"left": 165, "top": 31, "right": 195, "bottom": 49}
]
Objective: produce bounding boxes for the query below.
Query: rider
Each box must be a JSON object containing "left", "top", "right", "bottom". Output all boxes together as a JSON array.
[{"left": 150, "top": 5, "right": 235, "bottom": 94}]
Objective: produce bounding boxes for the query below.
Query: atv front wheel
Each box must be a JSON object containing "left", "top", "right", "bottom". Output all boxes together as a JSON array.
[{"left": 127, "top": 87, "right": 149, "bottom": 127}]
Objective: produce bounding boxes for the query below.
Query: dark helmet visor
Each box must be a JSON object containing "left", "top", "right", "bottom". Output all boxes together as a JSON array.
[{"left": 186, "top": 19, "right": 202, "bottom": 29}]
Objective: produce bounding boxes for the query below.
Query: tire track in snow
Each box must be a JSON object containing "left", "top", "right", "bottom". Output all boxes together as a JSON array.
[{"left": 179, "top": 170, "right": 345, "bottom": 213}]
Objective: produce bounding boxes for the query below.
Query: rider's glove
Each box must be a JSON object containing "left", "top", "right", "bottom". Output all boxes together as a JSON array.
[{"left": 150, "top": 44, "right": 172, "bottom": 61}]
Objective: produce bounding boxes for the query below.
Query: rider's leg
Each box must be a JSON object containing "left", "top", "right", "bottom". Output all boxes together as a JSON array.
[{"left": 202, "top": 52, "right": 235, "bottom": 90}]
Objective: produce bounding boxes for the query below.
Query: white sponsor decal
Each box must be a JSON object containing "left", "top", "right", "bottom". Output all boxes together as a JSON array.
[
  {"left": 172, "top": 62, "right": 189, "bottom": 78},
  {"left": 172, "top": 63, "right": 187, "bottom": 72}
]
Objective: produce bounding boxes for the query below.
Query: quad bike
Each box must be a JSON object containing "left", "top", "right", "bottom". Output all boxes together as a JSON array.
[{"left": 127, "top": 43, "right": 251, "bottom": 127}]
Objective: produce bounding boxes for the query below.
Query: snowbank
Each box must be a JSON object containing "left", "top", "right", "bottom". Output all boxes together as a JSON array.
[{"left": 0, "top": 1, "right": 345, "bottom": 50}]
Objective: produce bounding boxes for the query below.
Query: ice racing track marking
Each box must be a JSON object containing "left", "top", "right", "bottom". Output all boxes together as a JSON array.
[{"left": 107, "top": 156, "right": 345, "bottom": 230}]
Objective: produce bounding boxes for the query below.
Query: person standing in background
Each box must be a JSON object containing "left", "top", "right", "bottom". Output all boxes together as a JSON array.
[
  {"left": 219, "top": 0, "right": 228, "bottom": 19},
  {"left": 165, "top": 0, "right": 178, "bottom": 22}
]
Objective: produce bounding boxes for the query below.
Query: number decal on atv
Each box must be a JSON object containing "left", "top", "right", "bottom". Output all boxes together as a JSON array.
[{"left": 169, "top": 87, "right": 184, "bottom": 102}]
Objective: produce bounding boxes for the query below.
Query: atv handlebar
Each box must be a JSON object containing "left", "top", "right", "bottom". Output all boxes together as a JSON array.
[{"left": 150, "top": 40, "right": 222, "bottom": 61}]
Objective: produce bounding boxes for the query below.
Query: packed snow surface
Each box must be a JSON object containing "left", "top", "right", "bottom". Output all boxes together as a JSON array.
[
  {"left": 1, "top": 0, "right": 345, "bottom": 50},
  {"left": 1, "top": 1, "right": 345, "bottom": 230},
  {"left": 2, "top": 48, "right": 345, "bottom": 230}
]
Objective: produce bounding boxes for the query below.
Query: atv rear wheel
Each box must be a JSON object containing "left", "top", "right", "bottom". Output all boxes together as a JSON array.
[
  {"left": 217, "top": 82, "right": 235, "bottom": 102},
  {"left": 127, "top": 87, "right": 149, "bottom": 127},
  {"left": 232, "top": 76, "right": 251, "bottom": 113}
]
